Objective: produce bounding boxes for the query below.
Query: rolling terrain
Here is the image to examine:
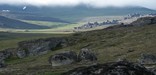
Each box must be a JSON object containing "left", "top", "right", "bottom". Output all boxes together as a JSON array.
[
  {"left": 0, "top": 16, "right": 49, "bottom": 29},
  {"left": 0, "top": 5, "right": 155, "bottom": 22},
  {"left": 0, "top": 19, "right": 155, "bottom": 75},
  {"left": 0, "top": 4, "right": 156, "bottom": 75}
]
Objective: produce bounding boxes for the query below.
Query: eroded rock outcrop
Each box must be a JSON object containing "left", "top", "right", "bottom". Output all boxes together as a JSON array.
[
  {"left": 0, "top": 50, "right": 12, "bottom": 68},
  {"left": 63, "top": 60, "right": 155, "bottom": 75},
  {"left": 131, "top": 17, "right": 156, "bottom": 26},
  {"left": 16, "top": 49, "right": 26, "bottom": 58},
  {"left": 18, "top": 38, "right": 67, "bottom": 56},
  {"left": 139, "top": 54, "right": 156, "bottom": 65},
  {"left": 78, "top": 48, "right": 97, "bottom": 62},
  {"left": 49, "top": 51, "right": 77, "bottom": 66}
]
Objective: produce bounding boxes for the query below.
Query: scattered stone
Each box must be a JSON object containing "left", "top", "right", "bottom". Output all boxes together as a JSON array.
[
  {"left": 139, "top": 54, "right": 156, "bottom": 64},
  {"left": 78, "top": 48, "right": 97, "bottom": 62},
  {"left": 62, "top": 60, "right": 155, "bottom": 75},
  {"left": 49, "top": 51, "right": 77, "bottom": 66}
]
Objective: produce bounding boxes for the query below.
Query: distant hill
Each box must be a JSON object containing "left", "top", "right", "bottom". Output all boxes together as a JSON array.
[
  {"left": 0, "top": 5, "right": 155, "bottom": 22},
  {"left": 0, "top": 16, "right": 49, "bottom": 29},
  {"left": 0, "top": 11, "right": 70, "bottom": 23}
]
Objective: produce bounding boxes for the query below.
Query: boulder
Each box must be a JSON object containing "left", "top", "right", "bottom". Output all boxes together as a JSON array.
[
  {"left": 49, "top": 51, "right": 77, "bottom": 66},
  {"left": 0, "top": 50, "right": 11, "bottom": 68},
  {"left": 139, "top": 54, "right": 156, "bottom": 64},
  {"left": 18, "top": 38, "right": 67, "bottom": 56},
  {"left": 3, "top": 48, "right": 17, "bottom": 57},
  {"left": 62, "top": 60, "right": 154, "bottom": 75},
  {"left": 16, "top": 50, "right": 26, "bottom": 58},
  {"left": 0, "top": 60, "right": 5, "bottom": 68},
  {"left": 78, "top": 48, "right": 97, "bottom": 61}
]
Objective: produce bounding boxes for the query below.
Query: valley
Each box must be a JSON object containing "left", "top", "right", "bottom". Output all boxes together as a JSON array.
[
  {"left": 0, "top": 4, "right": 156, "bottom": 75},
  {"left": 0, "top": 17, "right": 156, "bottom": 75}
]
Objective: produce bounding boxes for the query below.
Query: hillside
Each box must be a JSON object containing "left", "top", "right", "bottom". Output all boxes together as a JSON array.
[
  {"left": 0, "top": 16, "right": 49, "bottom": 29},
  {"left": 0, "top": 17, "right": 155, "bottom": 75}
]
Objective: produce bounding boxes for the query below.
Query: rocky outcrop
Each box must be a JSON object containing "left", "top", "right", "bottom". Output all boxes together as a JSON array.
[
  {"left": 18, "top": 38, "right": 67, "bottom": 56},
  {"left": 16, "top": 49, "right": 26, "bottom": 58},
  {"left": 0, "top": 50, "right": 12, "bottom": 68},
  {"left": 131, "top": 17, "right": 156, "bottom": 26},
  {"left": 62, "top": 60, "right": 154, "bottom": 75},
  {"left": 49, "top": 51, "right": 77, "bottom": 66},
  {"left": 78, "top": 48, "right": 97, "bottom": 62},
  {"left": 49, "top": 49, "right": 97, "bottom": 66},
  {"left": 106, "top": 16, "right": 156, "bottom": 30},
  {"left": 139, "top": 54, "right": 156, "bottom": 64}
]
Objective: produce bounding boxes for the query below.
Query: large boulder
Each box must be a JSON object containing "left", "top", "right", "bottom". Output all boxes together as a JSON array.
[
  {"left": 131, "top": 17, "right": 156, "bottom": 26},
  {"left": 139, "top": 54, "right": 156, "bottom": 64},
  {"left": 18, "top": 38, "right": 67, "bottom": 56},
  {"left": 0, "top": 50, "right": 11, "bottom": 68},
  {"left": 49, "top": 51, "right": 77, "bottom": 66},
  {"left": 78, "top": 48, "right": 97, "bottom": 62},
  {"left": 63, "top": 60, "right": 154, "bottom": 75}
]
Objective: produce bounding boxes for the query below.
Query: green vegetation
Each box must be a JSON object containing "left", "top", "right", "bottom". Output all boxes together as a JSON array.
[
  {"left": 0, "top": 32, "right": 69, "bottom": 50},
  {"left": 21, "top": 20, "right": 68, "bottom": 28},
  {"left": 0, "top": 24, "right": 156, "bottom": 75}
]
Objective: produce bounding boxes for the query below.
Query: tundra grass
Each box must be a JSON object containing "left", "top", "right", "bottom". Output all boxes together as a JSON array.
[{"left": 0, "top": 24, "right": 156, "bottom": 75}]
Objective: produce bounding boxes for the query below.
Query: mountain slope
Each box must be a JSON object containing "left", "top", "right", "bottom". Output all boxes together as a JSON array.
[{"left": 0, "top": 16, "right": 49, "bottom": 29}]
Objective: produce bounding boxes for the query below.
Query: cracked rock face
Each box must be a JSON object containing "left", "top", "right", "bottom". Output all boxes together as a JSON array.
[
  {"left": 78, "top": 48, "right": 97, "bottom": 62},
  {"left": 63, "top": 60, "right": 154, "bottom": 75},
  {"left": 18, "top": 38, "right": 67, "bottom": 56},
  {"left": 16, "top": 50, "right": 26, "bottom": 58},
  {"left": 49, "top": 51, "right": 77, "bottom": 66},
  {"left": 0, "top": 50, "right": 11, "bottom": 68}
]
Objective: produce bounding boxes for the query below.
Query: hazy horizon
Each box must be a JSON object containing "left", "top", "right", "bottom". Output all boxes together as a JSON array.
[{"left": 0, "top": 0, "right": 156, "bottom": 10}]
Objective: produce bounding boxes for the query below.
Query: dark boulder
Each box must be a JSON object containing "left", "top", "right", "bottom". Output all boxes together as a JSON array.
[
  {"left": 18, "top": 38, "right": 67, "bottom": 56},
  {"left": 16, "top": 49, "right": 26, "bottom": 58},
  {"left": 0, "top": 50, "right": 12, "bottom": 68},
  {"left": 139, "top": 54, "right": 156, "bottom": 64},
  {"left": 49, "top": 51, "right": 77, "bottom": 66},
  {"left": 78, "top": 48, "right": 97, "bottom": 62},
  {"left": 63, "top": 60, "right": 154, "bottom": 75}
]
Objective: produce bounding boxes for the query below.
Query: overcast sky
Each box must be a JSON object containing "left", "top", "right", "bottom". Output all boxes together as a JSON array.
[{"left": 0, "top": 0, "right": 156, "bottom": 9}]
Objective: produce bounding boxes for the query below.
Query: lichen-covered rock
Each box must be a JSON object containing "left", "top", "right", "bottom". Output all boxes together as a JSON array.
[
  {"left": 49, "top": 51, "right": 77, "bottom": 66},
  {"left": 4, "top": 48, "right": 17, "bottom": 57},
  {"left": 78, "top": 48, "right": 97, "bottom": 62},
  {"left": 131, "top": 17, "right": 156, "bottom": 26},
  {"left": 16, "top": 50, "right": 26, "bottom": 58},
  {"left": 62, "top": 60, "right": 154, "bottom": 75},
  {"left": 0, "top": 50, "right": 11, "bottom": 68},
  {"left": 18, "top": 38, "right": 67, "bottom": 56},
  {"left": 139, "top": 54, "right": 156, "bottom": 64},
  {"left": 0, "top": 60, "right": 5, "bottom": 68}
]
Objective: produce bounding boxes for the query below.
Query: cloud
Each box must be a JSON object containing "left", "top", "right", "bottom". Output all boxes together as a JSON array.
[{"left": 0, "top": 0, "right": 156, "bottom": 9}]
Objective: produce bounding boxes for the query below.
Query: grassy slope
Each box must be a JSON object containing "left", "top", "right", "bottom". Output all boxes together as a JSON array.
[
  {"left": 21, "top": 20, "right": 68, "bottom": 28},
  {"left": 0, "top": 24, "right": 156, "bottom": 75},
  {"left": 0, "top": 32, "right": 69, "bottom": 50}
]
